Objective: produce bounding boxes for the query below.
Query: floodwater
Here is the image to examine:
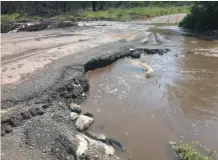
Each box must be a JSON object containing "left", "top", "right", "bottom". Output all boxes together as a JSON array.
[{"left": 81, "top": 25, "right": 218, "bottom": 160}]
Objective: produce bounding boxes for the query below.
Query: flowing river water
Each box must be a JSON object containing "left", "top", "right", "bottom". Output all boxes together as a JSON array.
[{"left": 81, "top": 25, "right": 218, "bottom": 159}]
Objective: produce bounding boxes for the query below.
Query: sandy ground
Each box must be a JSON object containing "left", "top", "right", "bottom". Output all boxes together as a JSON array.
[
  {"left": 1, "top": 22, "right": 144, "bottom": 85},
  {"left": 1, "top": 14, "right": 184, "bottom": 86}
]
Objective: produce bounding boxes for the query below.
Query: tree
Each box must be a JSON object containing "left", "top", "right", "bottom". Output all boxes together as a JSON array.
[
  {"left": 179, "top": 2, "right": 218, "bottom": 31},
  {"left": 92, "top": 1, "right": 97, "bottom": 12}
]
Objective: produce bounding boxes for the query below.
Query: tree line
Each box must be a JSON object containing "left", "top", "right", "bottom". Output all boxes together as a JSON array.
[{"left": 1, "top": 1, "right": 190, "bottom": 16}]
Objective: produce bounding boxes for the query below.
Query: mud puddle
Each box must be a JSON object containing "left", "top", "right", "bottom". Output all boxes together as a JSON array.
[{"left": 81, "top": 26, "right": 218, "bottom": 160}]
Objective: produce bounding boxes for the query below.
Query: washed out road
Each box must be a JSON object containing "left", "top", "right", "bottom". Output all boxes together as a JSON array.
[{"left": 2, "top": 13, "right": 218, "bottom": 160}]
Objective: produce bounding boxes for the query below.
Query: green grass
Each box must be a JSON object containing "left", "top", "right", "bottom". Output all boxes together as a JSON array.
[
  {"left": 1, "top": 6, "right": 190, "bottom": 23},
  {"left": 169, "top": 141, "right": 216, "bottom": 160},
  {"left": 1, "top": 13, "right": 40, "bottom": 22},
  {"left": 81, "top": 6, "right": 190, "bottom": 20}
]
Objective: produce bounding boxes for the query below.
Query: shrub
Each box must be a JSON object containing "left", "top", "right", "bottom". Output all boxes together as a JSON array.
[
  {"left": 169, "top": 141, "right": 216, "bottom": 160},
  {"left": 179, "top": 2, "right": 218, "bottom": 31}
]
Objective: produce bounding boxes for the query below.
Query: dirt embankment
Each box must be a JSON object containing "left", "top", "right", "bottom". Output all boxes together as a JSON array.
[
  {"left": 1, "top": 47, "right": 170, "bottom": 160},
  {"left": 1, "top": 20, "right": 78, "bottom": 33}
]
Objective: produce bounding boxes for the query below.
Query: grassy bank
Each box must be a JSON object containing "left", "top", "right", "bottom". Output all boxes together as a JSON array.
[
  {"left": 1, "top": 6, "right": 190, "bottom": 22},
  {"left": 1, "top": 13, "right": 41, "bottom": 22},
  {"left": 81, "top": 6, "right": 190, "bottom": 20}
]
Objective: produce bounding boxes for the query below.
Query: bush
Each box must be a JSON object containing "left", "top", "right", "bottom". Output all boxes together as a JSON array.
[
  {"left": 169, "top": 141, "right": 216, "bottom": 160},
  {"left": 179, "top": 2, "right": 218, "bottom": 31}
]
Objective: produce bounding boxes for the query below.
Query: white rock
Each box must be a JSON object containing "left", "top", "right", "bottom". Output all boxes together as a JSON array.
[
  {"left": 70, "top": 112, "right": 79, "bottom": 121},
  {"left": 75, "top": 134, "right": 115, "bottom": 159},
  {"left": 76, "top": 115, "right": 94, "bottom": 131},
  {"left": 76, "top": 134, "right": 88, "bottom": 157},
  {"left": 83, "top": 135, "right": 115, "bottom": 156},
  {"left": 69, "top": 103, "right": 81, "bottom": 113}
]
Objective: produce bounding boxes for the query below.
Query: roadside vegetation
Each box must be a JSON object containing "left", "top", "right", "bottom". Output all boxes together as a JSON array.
[
  {"left": 169, "top": 141, "right": 216, "bottom": 160},
  {"left": 179, "top": 2, "right": 218, "bottom": 31},
  {"left": 80, "top": 6, "right": 190, "bottom": 21},
  {"left": 1, "top": 2, "right": 190, "bottom": 23}
]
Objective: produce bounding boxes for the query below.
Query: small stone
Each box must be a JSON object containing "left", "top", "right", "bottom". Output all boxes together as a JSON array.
[
  {"left": 29, "top": 107, "right": 38, "bottom": 116},
  {"left": 36, "top": 107, "right": 44, "bottom": 115},
  {"left": 69, "top": 103, "right": 81, "bottom": 113},
  {"left": 70, "top": 112, "right": 79, "bottom": 121},
  {"left": 42, "top": 104, "right": 49, "bottom": 109},
  {"left": 9, "top": 115, "right": 22, "bottom": 127},
  {"left": 192, "top": 124, "right": 196, "bottom": 127},
  {"left": 30, "top": 146, "right": 33, "bottom": 149},
  {"left": 21, "top": 110, "right": 32, "bottom": 119},
  {"left": 76, "top": 115, "right": 94, "bottom": 131},
  {"left": 83, "top": 112, "right": 94, "bottom": 118},
  {"left": 1, "top": 131, "right": 5, "bottom": 136},
  {"left": 5, "top": 125, "right": 13, "bottom": 133}
]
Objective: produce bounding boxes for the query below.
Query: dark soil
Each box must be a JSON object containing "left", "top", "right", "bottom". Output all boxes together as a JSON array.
[{"left": 1, "top": 20, "right": 78, "bottom": 33}]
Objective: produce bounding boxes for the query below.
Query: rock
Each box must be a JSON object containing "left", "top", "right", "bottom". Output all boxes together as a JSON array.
[
  {"left": 76, "top": 134, "right": 117, "bottom": 160},
  {"left": 36, "top": 107, "right": 45, "bottom": 115},
  {"left": 24, "top": 117, "right": 121, "bottom": 160},
  {"left": 21, "top": 110, "right": 32, "bottom": 119},
  {"left": 85, "top": 131, "right": 124, "bottom": 152},
  {"left": 8, "top": 28, "right": 19, "bottom": 33},
  {"left": 69, "top": 103, "right": 81, "bottom": 113},
  {"left": 104, "top": 138, "right": 124, "bottom": 152},
  {"left": 4, "top": 125, "right": 13, "bottom": 133},
  {"left": 70, "top": 112, "right": 79, "bottom": 121},
  {"left": 1, "top": 131, "right": 6, "bottom": 136},
  {"left": 9, "top": 115, "right": 23, "bottom": 127},
  {"left": 129, "top": 48, "right": 135, "bottom": 52},
  {"left": 85, "top": 131, "right": 106, "bottom": 141},
  {"left": 42, "top": 104, "right": 49, "bottom": 109},
  {"left": 29, "top": 106, "right": 44, "bottom": 116},
  {"left": 29, "top": 107, "right": 39, "bottom": 116},
  {"left": 76, "top": 115, "right": 94, "bottom": 131},
  {"left": 18, "top": 22, "right": 48, "bottom": 32},
  {"left": 83, "top": 112, "right": 94, "bottom": 118}
]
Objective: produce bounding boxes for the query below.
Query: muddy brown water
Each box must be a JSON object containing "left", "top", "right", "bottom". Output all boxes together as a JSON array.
[{"left": 82, "top": 25, "right": 218, "bottom": 160}]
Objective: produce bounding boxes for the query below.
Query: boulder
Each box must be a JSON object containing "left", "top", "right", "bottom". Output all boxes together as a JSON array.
[
  {"left": 70, "top": 112, "right": 79, "bottom": 121},
  {"left": 76, "top": 115, "right": 94, "bottom": 131},
  {"left": 69, "top": 103, "right": 81, "bottom": 113}
]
